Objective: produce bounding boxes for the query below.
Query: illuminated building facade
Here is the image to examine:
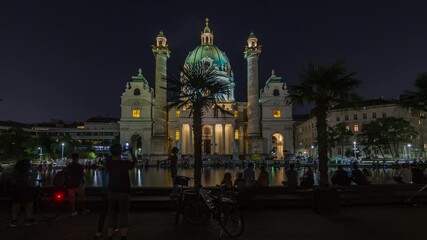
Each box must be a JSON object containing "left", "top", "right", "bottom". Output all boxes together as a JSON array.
[{"left": 119, "top": 19, "right": 294, "bottom": 160}]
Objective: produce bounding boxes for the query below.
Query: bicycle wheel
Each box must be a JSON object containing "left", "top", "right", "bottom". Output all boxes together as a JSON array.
[
  {"left": 183, "top": 192, "right": 210, "bottom": 225},
  {"left": 218, "top": 203, "right": 244, "bottom": 238},
  {"left": 36, "top": 193, "right": 61, "bottom": 220}
]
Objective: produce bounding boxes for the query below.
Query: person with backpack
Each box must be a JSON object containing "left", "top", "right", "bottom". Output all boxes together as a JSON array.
[{"left": 64, "top": 153, "right": 88, "bottom": 216}]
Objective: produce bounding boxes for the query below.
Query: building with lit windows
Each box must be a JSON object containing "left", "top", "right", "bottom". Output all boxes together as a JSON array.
[
  {"left": 119, "top": 19, "right": 294, "bottom": 161},
  {"left": 295, "top": 99, "right": 427, "bottom": 159}
]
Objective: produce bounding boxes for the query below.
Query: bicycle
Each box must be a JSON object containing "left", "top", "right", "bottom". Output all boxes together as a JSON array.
[
  {"left": 174, "top": 176, "right": 244, "bottom": 238},
  {"left": 34, "top": 178, "right": 67, "bottom": 220}
]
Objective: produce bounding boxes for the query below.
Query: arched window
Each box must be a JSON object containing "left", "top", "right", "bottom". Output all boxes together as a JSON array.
[
  {"left": 273, "top": 89, "right": 280, "bottom": 96},
  {"left": 175, "top": 129, "right": 180, "bottom": 141},
  {"left": 134, "top": 88, "right": 141, "bottom": 96},
  {"left": 204, "top": 61, "right": 210, "bottom": 70}
]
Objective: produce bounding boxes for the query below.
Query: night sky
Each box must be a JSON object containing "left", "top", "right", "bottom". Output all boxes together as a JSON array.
[{"left": 1, "top": 0, "right": 427, "bottom": 124}]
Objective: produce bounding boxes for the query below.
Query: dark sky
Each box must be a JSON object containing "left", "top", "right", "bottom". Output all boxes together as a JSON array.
[{"left": 1, "top": 0, "right": 427, "bottom": 124}]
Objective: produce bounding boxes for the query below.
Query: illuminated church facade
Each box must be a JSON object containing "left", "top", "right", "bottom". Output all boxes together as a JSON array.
[{"left": 119, "top": 19, "right": 294, "bottom": 161}]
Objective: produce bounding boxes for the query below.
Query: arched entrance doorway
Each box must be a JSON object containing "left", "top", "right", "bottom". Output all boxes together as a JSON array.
[
  {"left": 271, "top": 133, "right": 284, "bottom": 160},
  {"left": 130, "top": 134, "right": 143, "bottom": 160},
  {"left": 202, "top": 126, "right": 212, "bottom": 154}
]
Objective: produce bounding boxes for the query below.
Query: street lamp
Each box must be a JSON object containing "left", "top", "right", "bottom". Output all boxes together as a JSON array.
[
  {"left": 61, "top": 143, "right": 65, "bottom": 159},
  {"left": 38, "top": 147, "right": 43, "bottom": 161},
  {"left": 353, "top": 141, "right": 357, "bottom": 159},
  {"left": 407, "top": 144, "right": 412, "bottom": 159}
]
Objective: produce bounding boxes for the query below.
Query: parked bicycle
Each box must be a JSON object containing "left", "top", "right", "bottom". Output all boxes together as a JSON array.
[
  {"left": 34, "top": 178, "right": 67, "bottom": 220},
  {"left": 174, "top": 175, "right": 244, "bottom": 238}
]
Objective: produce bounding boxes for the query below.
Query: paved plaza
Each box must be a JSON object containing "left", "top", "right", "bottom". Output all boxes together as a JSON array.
[{"left": 0, "top": 204, "right": 426, "bottom": 240}]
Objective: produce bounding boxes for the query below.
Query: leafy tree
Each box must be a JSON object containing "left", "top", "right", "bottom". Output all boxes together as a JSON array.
[
  {"left": 401, "top": 73, "right": 427, "bottom": 111},
  {"left": 359, "top": 117, "right": 418, "bottom": 158},
  {"left": 165, "top": 62, "right": 230, "bottom": 192},
  {"left": 287, "top": 61, "right": 360, "bottom": 187},
  {"left": 0, "top": 127, "right": 36, "bottom": 159},
  {"left": 328, "top": 122, "right": 354, "bottom": 158}
]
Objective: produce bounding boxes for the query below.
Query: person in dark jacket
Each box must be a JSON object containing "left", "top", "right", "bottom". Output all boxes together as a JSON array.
[
  {"left": 10, "top": 159, "right": 37, "bottom": 227},
  {"left": 106, "top": 143, "right": 137, "bottom": 240}
]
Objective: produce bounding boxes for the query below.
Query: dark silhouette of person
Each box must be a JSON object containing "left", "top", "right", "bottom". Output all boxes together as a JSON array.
[
  {"left": 411, "top": 164, "right": 427, "bottom": 184},
  {"left": 9, "top": 159, "right": 37, "bottom": 227},
  {"left": 300, "top": 167, "right": 314, "bottom": 187},
  {"left": 282, "top": 164, "right": 298, "bottom": 188},
  {"left": 64, "top": 153, "right": 87, "bottom": 216},
  {"left": 95, "top": 158, "right": 118, "bottom": 239},
  {"left": 351, "top": 164, "right": 368, "bottom": 185},
  {"left": 106, "top": 143, "right": 137, "bottom": 240},
  {"left": 243, "top": 162, "right": 255, "bottom": 187},
  {"left": 331, "top": 165, "right": 351, "bottom": 186},
  {"left": 169, "top": 147, "right": 179, "bottom": 197},
  {"left": 256, "top": 166, "right": 269, "bottom": 187}
]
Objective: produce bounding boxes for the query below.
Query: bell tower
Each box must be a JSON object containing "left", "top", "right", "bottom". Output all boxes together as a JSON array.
[
  {"left": 151, "top": 31, "right": 171, "bottom": 157},
  {"left": 244, "top": 32, "right": 263, "bottom": 158}
]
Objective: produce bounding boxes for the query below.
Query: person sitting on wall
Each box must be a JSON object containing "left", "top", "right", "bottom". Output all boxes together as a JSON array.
[
  {"left": 300, "top": 167, "right": 314, "bottom": 188},
  {"left": 331, "top": 165, "right": 351, "bottom": 186},
  {"left": 256, "top": 166, "right": 269, "bottom": 187},
  {"left": 351, "top": 164, "right": 368, "bottom": 185},
  {"left": 282, "top": 164, "right": 298, "bottom": 188}
]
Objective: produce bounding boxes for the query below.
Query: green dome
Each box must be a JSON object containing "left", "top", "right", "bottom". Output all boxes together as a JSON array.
[{"left": 185, "top": 45, "right": 230, "bottom": 67}]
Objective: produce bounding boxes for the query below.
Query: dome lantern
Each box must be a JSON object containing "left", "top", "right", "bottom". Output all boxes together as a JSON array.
[
  {"left": 247, "top": 32, "right": 258, "bottom": 48},
  {"left": 201, "top": 18, "right": 214, "bottom": 45},
  {"left": 156, "top": 30, "right": 167, "bottom": 48}
]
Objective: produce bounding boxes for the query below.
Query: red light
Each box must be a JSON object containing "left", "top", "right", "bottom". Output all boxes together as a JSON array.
[{"left": 55, "top": 193, "right": 64, "bottom": 200}]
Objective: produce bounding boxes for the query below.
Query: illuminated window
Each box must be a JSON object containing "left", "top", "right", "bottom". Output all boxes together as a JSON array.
[
  {"left": 424, "top": 143, "right": 427, "bottom": 149},
  {"left": 354, "top": 123, "right": 359, "bottom": 132},
  {"left": 345, "top": 125, "right": 350, "bottom": 131},
  {"left": 273, "top": 109, "right": 281, "bottom": 118},
  {"left": 234, "top": 110, "right": 239, "bottom": 117},
  {"left": 235, "top": 129, "right": 239, "bottom": 140},
  {"left": 175, "top": 129, "right": 180, "bottom": 141},
  {"left": 176, "top": 110, "right": 180, "bottom": 117},
  {"left": 132, "top": 110, "right": 141, "bottom": 118}
]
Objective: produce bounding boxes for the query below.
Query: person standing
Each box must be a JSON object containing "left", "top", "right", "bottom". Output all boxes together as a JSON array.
[
  {"left": 9, "top": 159, "right": 37, "bottom": 227},
  {"left": 169, "top": 147, "right": 179, "bottom": 197},
  {"left": 106, "top": 143, "right": 137, "bottom": 240},
  {"left": 64, "top": 153, "right": 88, "bottom": 216},
  {"left": 243, "top": 162, "right": 255, "bottom": 187},
  {"left": 95, "top": 157, "right": 118, "bottom": 239}
]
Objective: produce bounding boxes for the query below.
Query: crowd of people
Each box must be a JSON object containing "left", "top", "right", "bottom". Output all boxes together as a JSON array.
[{"left": 7, "top": 150, "right": 427, "bottom": 239}]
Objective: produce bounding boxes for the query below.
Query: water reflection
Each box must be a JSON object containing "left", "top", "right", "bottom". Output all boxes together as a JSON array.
[
  {"left": 33, "top": 166, "right": 416, "bottom": 187},
  {"left": 0, "top": 164, "right": 418, "bottom": 187}
]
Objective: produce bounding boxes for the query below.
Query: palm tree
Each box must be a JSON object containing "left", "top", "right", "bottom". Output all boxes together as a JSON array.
[
  {"left": 165, "top": 62, "right": 231, "bottom": 192},
  {"left": 287, "top": 61, "right": 360, "bottom": 187},
  {"left": 401, "top": 73, "right": 427, "bottom": 111}
]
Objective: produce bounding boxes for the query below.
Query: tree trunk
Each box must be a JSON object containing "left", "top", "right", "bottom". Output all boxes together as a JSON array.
[
  {"left": 193, "top": 104, "right": 203, "bottom": 193},
  {"left": 315, "top": 103, "right": 329, "bottom": 188}
]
